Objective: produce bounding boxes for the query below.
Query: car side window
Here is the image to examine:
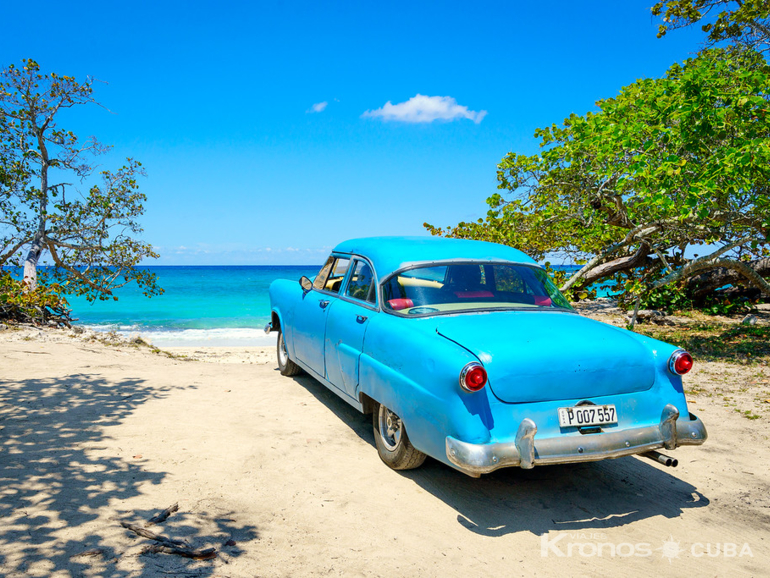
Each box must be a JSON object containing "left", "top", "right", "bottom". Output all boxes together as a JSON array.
[
  {"left": 345, "top": 260, "right": 376, "bottom": 304},
  {"left": 313, "top": 256, "right": 350, "bottom": 293},
  {"left": 312, "top": 256, "right": 335, "bottom": 291},
  {"left": 327, "top": 258, "right": 351, "bottom": 294}
]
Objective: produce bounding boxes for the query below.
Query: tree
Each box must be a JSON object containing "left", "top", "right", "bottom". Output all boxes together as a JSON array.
[
  {"left": 0, "top": 59, "right": 161, "bottom": 314},
  {"left": 652, "top": 0, "right": 770, "bottom": 52},
  {"left": 425, "top": 48, "right": 770, "bottom": 305}
]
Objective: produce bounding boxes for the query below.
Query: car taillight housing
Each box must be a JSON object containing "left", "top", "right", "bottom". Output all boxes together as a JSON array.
[
  {"left": 669, "top": 350, "right": 693, "bottom": 375},
  {"left": 460, "top": 362, "right": 487, "bottom": 392}
]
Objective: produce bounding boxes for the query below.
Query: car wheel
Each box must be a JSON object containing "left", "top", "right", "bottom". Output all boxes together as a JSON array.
[
  {"left": 277, "top": 329, "right": 303, "bottom": 376},
  {"left": 373, "top": 402, "right": 427, "bottom": 470}
]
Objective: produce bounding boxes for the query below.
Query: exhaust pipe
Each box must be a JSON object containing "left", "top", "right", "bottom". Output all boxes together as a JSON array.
[{"left": 642, "top": 450, "right": 678, "bottom": 468}]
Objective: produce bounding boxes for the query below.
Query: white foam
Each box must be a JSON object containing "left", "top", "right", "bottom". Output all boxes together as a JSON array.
[{"left": 83, "top": 325, "right": 278, "bottom": 347}]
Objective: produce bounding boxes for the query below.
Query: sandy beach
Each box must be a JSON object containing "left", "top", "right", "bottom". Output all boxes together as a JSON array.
[{"left": 1, "top": 323, "right": 769, "bottom": 577}]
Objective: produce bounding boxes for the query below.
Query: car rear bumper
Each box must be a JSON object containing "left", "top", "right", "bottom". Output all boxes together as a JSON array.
[{"left": 445, "top": 404, "right": 707, "bottom": 477}]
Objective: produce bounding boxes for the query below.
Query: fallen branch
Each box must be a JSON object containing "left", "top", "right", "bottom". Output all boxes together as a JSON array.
[
  {"left": 121, "top": 521, "right": 187, "bottom": 546},
  {"left": 143, "top": 544, "right": 217, "bottom": 561},
  {"left": 70, "top": 548, "right": 104, "bottom": 558},
  {"left": 146, "top": 502, "right": 179, "bottom": 526},
  {"left": 120, "top": 520, "right": 217, "bottom": 560}
]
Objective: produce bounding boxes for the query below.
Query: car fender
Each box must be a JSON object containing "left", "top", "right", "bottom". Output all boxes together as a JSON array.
[
  {"left": 269, "top": 279, "right": 302, "bottom": 358},
  {"left": 620, "top": 329, "right": 688, "bottom": 396},
  {"left": 358, "top": 313, "right": 497, "bottom": 462}
]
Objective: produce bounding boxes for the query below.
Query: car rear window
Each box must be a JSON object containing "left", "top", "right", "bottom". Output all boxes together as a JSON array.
[{"left": 382, "top": 263, "right": 572, "bottom": 315}]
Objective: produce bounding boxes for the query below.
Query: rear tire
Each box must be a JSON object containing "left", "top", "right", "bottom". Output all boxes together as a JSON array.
[
  {"left": 373, "top": 402, "right": 427, "bottom": 470},
  {"left": 277, "top": 329, "right": 302, "bottom": 376}
]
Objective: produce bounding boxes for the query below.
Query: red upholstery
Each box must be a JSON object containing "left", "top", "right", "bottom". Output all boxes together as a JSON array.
[
  {"left": 534, "top": 296, "right": 552, "bottom": 306},
  {"left": 388, "top": 298, "right": 414, "bottom": 310}
]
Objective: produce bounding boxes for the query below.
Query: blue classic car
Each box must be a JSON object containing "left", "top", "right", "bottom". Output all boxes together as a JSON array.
[{"left": 266, "top": 236, "right": 707, "bottom": 477}]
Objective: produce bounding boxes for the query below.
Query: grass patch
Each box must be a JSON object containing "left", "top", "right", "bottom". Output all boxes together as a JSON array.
[
  {"left": 635, "top": 322, "right": 770, "bottom": 364},
  {"left": 736, "top": 408, "right": 762, "bottom": 420}
]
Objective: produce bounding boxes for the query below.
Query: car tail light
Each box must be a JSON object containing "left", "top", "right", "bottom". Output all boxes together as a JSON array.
[
  {"left": 669, "top": 350, "right": 693, "bottom": 375},
  {"left": 460, "top": 362, "right": 487, "bottom": 392}
]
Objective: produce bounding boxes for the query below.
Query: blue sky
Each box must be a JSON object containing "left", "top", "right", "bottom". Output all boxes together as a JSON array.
[{"left": 1, "top": 1, "right": 704, "bottom": 265}]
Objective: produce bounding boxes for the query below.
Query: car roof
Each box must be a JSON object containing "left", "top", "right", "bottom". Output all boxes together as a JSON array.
[{"left": 332, "top": 236, "right": 539, "bottom": 278}]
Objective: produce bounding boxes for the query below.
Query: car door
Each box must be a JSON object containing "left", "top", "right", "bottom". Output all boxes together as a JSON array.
[
  {"left": 292, "top": 255, "right": 350, "bottom": 377},
  {"left": 324, "top": 258, "right": 376, "bottom": 399}
]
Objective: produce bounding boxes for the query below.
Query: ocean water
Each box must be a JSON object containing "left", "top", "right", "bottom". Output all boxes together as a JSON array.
[
  {"left": 66, "top": 266, "right": 320, "bottom": 347},
  {"left": 62, "top": 264, "right": 584, "bottom": 347}
]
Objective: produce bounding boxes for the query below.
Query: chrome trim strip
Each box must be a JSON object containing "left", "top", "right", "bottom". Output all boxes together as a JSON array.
[{"left": 445, "top": 409, "right": 707, "bottom": 476}]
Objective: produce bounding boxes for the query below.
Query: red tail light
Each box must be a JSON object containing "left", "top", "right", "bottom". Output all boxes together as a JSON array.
[
  {"left": 460, "top": 362, "right": 487, "bottom": 392},
  {"left": 669, "top": 350, "right": 693, "bottom": 375}
]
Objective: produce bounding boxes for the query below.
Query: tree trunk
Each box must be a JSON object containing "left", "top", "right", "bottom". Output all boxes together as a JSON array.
[
  {"left": 22, "top": 234, "right": 44, "bottom": 291},
  {"left": 24, "top": 127, "right": 50, "bottom": 293},
  {"left": 687, "top": 258, "right": 770, "bottom": 298},
  {"left": 561, "top": 244, "right": 653, "bottom": 291}
]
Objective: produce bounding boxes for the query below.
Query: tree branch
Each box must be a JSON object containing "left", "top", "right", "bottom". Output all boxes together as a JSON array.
[
  {"left": 651, "top": 235, "right": 770, "bottom": 295},
  {"left": 45, "top": 240, "right": 111, "bottom": 296},
  {"left": 560, "top": 224, "right": 659, "bottom": 291}
]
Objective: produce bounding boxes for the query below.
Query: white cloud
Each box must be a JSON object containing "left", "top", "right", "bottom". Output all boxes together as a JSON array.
[
  {"left": 362, "top": 94, "right": 487, "bottom": 124},
  {"left": 307, "top": 101, "right": 328, "bottom": 113}
]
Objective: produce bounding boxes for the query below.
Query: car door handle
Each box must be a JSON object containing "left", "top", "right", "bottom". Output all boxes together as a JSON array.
[
  {"left": 356, "top": 315, "right": 368, "bottom": 324},
  {"left": 319, "top": 300, "right": 330, "bottom": 309}
]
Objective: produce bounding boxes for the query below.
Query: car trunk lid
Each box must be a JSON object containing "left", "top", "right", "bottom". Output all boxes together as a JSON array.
[{"left": 434, "top": 311, "right": 655, "bottom": 403}]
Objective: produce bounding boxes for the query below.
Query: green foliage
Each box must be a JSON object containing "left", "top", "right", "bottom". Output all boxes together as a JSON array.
[
  {"left": 619, "top": 280, "right": 754, "bottom": 315},
  {"left": 0, "top": 59, "right": 162, "bottom": 306},
  {"left": 652, "top": 0, "right": 770, "bottom": 51},
  {"left": 636, "top": 320, "right": 770, "bottom": 363},
  {"left": 426, "top": 47, "right": 770, "bottom": 302},
  {"left": 0, "top": 272, "right": 71, "bottom": 326},
  {"left": 697, "top": 293, "right": 756, "bottom": 315},
  {"left": 629, "top": 283, "right": 696, "bottom": 313}
]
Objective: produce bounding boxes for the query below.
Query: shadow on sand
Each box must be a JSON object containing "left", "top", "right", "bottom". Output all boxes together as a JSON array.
[
  {"left": 290, "top": 372, "right": 710, "bottom": 538},
  {"left": 0, "top": 371, "right": 257, "bottom": 576}
]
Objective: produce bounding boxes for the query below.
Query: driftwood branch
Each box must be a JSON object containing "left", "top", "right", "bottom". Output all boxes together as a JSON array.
[
  {"left": 146, "top": 502, "right": 179, "bottom": 526},
  {"left": 120, "top": 520, "right": 217, "bottom": 561},
  {"left": 120, "top": 521, "right": 187, "bottom": 546},
  {"left": 142, "top": 543, "right": 218, "bottom": 561}
]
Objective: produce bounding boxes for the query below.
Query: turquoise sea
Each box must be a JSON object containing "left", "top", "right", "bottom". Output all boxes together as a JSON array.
[
  {"left": 64, "top": 264, "right": 582, "bottom": 347},
  {"left": 67, "top": 266, "right": 320, "bottom": 347}
]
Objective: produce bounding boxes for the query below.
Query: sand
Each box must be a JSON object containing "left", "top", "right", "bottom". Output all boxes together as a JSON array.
[{"left": 0, "top": 324, "right": 769, "bottom": 577}]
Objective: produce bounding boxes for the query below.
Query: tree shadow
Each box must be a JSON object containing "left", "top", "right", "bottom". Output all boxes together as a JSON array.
[
  {"left": 288, "top": 371, "right": 710, "bottom": 537},
  {"left": 0, "top": 372, "right": 257, "bottom": 575}
]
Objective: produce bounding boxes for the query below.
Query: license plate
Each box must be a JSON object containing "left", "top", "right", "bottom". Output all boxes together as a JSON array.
[{"left": 558, "top": 404, "right": 617, "bottom": 428}]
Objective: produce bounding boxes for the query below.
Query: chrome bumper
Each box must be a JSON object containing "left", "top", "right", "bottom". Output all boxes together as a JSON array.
[
  {"left": 446, "top": 404, "right": 707, "bottom": 477},
  {"left": 264, "top": 322, "right": 273, "bottom": 335}
]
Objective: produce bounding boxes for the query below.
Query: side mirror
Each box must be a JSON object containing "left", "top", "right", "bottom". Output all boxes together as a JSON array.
[{"left": 299, "top": 276, "right": 313, "bottom": 292}]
